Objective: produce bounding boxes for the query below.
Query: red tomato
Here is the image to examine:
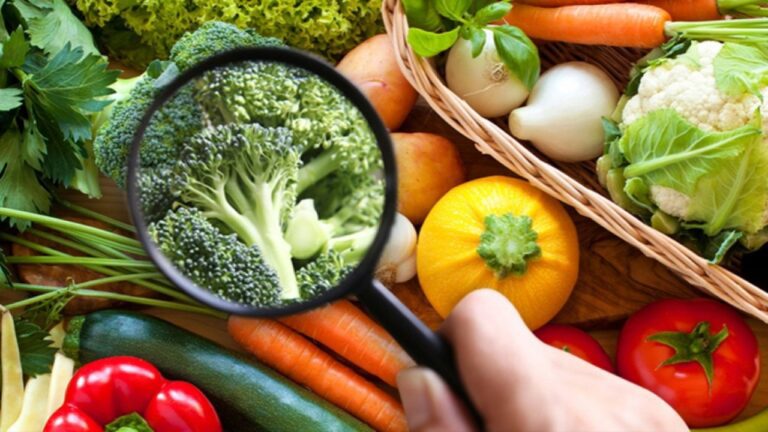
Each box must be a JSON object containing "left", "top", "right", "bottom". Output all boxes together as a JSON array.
[
  {"left": 617, "top": 298, "right": 759, "bottom": 428},
  {"left": 534, "top": 324, "right": 615, "bottom": 373}
]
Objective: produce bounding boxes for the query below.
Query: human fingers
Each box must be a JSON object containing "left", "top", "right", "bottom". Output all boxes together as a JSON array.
[
  {"left": 441, "top": 289, "right": 551, "bottom": 430},
  {"left": 397, "top": 367, "right": 476, "bottom": 432}
]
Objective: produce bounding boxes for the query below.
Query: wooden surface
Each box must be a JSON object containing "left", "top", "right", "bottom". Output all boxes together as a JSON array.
[{"left": 55, "top": 101, "right": 767, "bottom": 419}]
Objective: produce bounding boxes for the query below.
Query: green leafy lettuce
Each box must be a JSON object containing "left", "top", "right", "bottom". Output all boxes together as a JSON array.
[{"left": 71, "top": 0, "right": 385, "bottom": 68}]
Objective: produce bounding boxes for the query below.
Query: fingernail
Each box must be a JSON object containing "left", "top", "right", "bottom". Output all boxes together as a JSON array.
[{"left": 397, "top": 368, "right": 441, "bottom": 430}]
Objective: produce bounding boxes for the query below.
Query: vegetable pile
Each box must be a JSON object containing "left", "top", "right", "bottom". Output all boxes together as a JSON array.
[
  {"left": 403, "top": 0, "right": 768, "bottom": 265},
  {"left": 70, "top": 0, "right": 384, "bottom": 68}
]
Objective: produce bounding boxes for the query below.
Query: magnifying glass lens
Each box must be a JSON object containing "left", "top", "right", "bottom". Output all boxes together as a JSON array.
[{"left": 134, "top": 56, "right": 386, "bottom": 312}]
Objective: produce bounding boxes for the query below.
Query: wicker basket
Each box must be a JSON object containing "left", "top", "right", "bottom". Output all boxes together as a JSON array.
[{"left": 381, "top": 0, "right": 768, "bottom": 322}]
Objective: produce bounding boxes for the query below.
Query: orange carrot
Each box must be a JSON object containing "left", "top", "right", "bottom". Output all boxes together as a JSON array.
[
  {"left": 279, "top": 300, "right": 415, "bottom": 387},
  {"left": 518, "top": 0, "right": 625, "bottom": 6},
  {"left": 228, "top": 317, "right": 408, "bottom": 432},
  {"left": 503, "top": 3, "right": 671, "bottom": 48},
  {"left": 636, "top": 0, "right": 721, "bottom": 21}
]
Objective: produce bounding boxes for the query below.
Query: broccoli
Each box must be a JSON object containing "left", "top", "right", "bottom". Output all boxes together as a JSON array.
[
  {"left": 170, "top": 21, "right": 282, "bottom": 71},
  {"left": 149, "top": 207, "right": 281, "bottom": 306},
  {"left": 296, "top": 250, "right": 351, "bottom": 299},
  {"left": 94, "top": 22, "right": 283, "bottom": 188},
  {"left": 143, "top": 58, "right": 384, "bottom": 306},
  {"left": 196, "top": 61, "right": 382, "bottom": 191},
  {"left": 172, "top": 123, "right": 301, "bottom": 300},
  {"left": 287, "top": 174, "right": 384, "bottom": 259}
]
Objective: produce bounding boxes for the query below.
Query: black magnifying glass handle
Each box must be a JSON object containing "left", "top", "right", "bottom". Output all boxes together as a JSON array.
[{"left": 356, "top": 280, "right": 483, "bottom": 427}]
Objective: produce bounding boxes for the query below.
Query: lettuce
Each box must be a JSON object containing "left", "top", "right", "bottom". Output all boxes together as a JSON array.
[{"left": 71, "top": 0, "right": 384, "bottom": 68}]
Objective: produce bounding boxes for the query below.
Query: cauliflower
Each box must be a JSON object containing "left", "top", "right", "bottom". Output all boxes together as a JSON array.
[
  {"left": 623, "top": 42, "right": 768, "bottom": 134},
  {"left": 599, "top": 40, "right": 768, "bottom": 262}
]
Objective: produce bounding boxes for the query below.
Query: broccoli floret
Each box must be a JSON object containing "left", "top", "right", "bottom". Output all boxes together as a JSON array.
[
  {"left": 170, "top": 21, "right": 283, "bottom": 71},
  {"left": 172, "top": 123, "right": 301, "bottom": 300},
  {"left": 196, "top": 61, "right": 382, "bottom": 193},
  {"left": 297, "top": 250, "right": 352, "bottom": 299},
  {"left": 93, "top": 22, "right": 282, "bottom": 189},
  {"left": 149, "top": 207, "right": 281, "bottom": 306},
  {"left": 93, "top": 72, "right": 204, "bottom": 188}
]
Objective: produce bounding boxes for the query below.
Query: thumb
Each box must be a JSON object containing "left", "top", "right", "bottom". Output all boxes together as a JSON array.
[{"left": 397, "top": 368, "right": 476, "bottom": 432}]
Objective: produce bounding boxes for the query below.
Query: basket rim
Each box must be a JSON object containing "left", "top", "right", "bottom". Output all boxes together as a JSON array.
[{"left": 381, "top": 0, "right": 768, "bottom": 321}]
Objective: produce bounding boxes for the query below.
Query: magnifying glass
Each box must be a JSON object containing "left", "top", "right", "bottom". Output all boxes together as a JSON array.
[{"left": 126, "top": 47, "right": 480, "bottom": 424}]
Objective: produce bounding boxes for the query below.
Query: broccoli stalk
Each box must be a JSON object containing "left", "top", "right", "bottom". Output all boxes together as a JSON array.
[{"left": 174, "top": 124, "right": 300, "bottom": 300}]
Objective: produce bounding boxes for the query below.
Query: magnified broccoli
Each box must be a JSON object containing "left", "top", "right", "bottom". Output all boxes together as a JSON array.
[
  {"left": 149, "top": 207, "right": 281, "bottom": 306},
  {"left": 94, "top": 21, "right": 283, "bottom": 188},
  {"left": 144, "top": 59, "right": 384, "bottom": 306}
]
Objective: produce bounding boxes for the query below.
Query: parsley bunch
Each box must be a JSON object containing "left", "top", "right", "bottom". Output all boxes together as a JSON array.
[{"left": 0, "top": 0, "right": 119, "bottom": 229}]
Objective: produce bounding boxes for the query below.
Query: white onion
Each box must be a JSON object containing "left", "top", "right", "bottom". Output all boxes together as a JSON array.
[
  {"left": 509, "top": 61, "right": 619, "bottom": 162},
  {"left": 446, "top": 29, "right": 529, "bottom": 118}
]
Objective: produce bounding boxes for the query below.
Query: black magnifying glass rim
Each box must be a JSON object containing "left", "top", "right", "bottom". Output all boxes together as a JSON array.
[{"left": 126, "top": 46, "right": 397, "bottom": 317}]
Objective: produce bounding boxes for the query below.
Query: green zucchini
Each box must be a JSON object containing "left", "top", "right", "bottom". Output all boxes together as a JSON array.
[{"left": 63, "top": 310, "right": 371, "bottom": 432}]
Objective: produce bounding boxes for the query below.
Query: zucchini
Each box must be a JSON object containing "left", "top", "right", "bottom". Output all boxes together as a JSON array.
[{"left": 63, "top": 310, "right": 371, "bottom": 432}]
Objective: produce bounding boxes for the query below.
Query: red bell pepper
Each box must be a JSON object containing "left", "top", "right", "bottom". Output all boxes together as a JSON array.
[{"left": 44, "top": 356, "right": 221, "bottom": 432}]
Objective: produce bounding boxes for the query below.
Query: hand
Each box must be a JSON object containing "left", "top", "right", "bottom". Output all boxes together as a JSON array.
[{"left": 397, "top": 289, "right": 688, "bottom": 432}]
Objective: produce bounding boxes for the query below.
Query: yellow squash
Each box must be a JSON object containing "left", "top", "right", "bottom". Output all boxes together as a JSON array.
[{"left": 416, "top": 176, "right": 579, "bottom": 329}]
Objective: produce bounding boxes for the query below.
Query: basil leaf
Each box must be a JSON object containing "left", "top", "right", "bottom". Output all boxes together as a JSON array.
[
  {"left": 435, "top": 0, "right": 471, "bottom": 20},
  {"left": 462, "top": 26, "right": 486, "bottom": 58},
  {"left": 408, "top": 27, "right": 459, "bottom": 57},
  {"left": 491, "top": 25, "right": 540, "bottom": 90},
  {"left": 714, "top": 42, "right": 768, "bottom": 97},
  {"left": 402, "top": 0, "right": 442, "bottom": 32},
  {"left": 474, "top": 2, "right": 512, "bottom": 25}
]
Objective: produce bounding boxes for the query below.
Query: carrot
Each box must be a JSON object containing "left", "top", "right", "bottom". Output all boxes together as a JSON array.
[
  {"left": 279, "top": 300, "right": 415, "bottom": 387},
  {"left": 503, "top": 3, "right": 671, "bottom": 48},
  {"left": 228, "top": 317, "right": 408, "bottom": 432},
  {"left": 518, "top": 0, "right": 624, "bottom": 6},
  {"left": 636, "top": 0, "right": 721, "bottom": 21}
]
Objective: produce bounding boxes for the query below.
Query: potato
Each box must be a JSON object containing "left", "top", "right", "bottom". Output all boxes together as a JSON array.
[
  {"left": 392, "top": 133, "right": 466, "bottom": 224},
  {"left": 337, "top": 34, "right": 418, "bottom": 131}
]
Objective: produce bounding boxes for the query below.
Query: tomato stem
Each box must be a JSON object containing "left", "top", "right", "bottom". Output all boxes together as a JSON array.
[{"left": 647, "top": 321, "right": 729, "bottom": 388}]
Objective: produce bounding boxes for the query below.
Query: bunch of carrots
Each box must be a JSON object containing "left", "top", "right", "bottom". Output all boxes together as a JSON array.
[
  {"left": 504, "top": 0, "right": 768, "bottom": 48},
  {"left": 228, "top": 299, "right": 415, "bottom": 432}
]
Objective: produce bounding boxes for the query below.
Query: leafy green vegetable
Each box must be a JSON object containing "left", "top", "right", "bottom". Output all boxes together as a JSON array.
[
  {"left": 71, "top": 0, "right": 384, "bottom": 68},
  {"left": 714, "top": 42, "right": 768, "bottom": 97},
  {"left": 402, "top": 0, "right": 442, "bottom": 31},
  {"left": 14, "top": 318, "right": 56, "bottom": 377},
  {"left": 402, "top": 0, "right": 539, "bottom": 90},
  {"left": 27, "top": 0, "right": 98, "bottom": 55},
  {"left": 0, "top": 0, "right": 118, "bottom": 228},
  {"left": 491, "top": 25, "right": 539, "bottom": 90},
  {"left": 407, "top": 27, "right": 459, "bottom": 58}
]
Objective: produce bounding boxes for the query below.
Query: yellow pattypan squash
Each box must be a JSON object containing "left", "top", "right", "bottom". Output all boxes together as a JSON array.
[{"left": 416, "top": 176, "right": 579, "bottom": 329}]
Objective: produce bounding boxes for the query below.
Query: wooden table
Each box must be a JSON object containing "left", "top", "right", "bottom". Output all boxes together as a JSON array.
[{"left": 55, "top": 103, "right": 768, "bottom": 420}]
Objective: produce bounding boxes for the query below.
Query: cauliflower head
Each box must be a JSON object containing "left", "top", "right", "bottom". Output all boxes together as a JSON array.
[
  {"left": 600, "top": 40, "right": 768, "bottom": 262},
  {"left": 623, "top": 41, "right": 768, "bottom": 133}
]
